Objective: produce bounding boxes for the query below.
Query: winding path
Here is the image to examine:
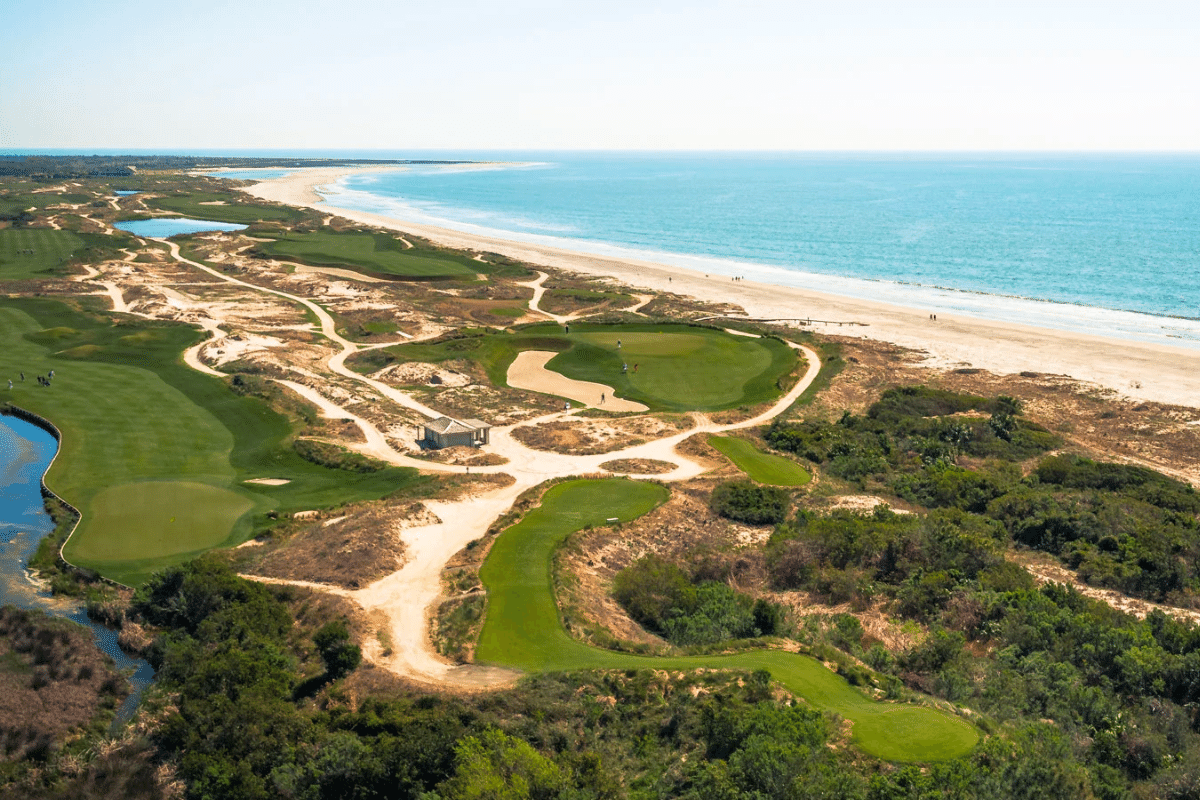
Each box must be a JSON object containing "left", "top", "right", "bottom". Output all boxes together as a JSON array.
[{"left": 155, "top": 238, "right": 821, "bottom": 688}]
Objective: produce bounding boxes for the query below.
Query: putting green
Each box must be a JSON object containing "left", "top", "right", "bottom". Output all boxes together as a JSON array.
[
  {"left": 548, "top": 325, "right": 796, "bottom": 411},
  {"left": 476, "top": 479, "right": 979, "bottom": 762},
  {"left": 253, "top": 230, "right": 478, "bottom": 279},
  {"left": 377, "top": 323, "right": 797, "bottom": 412},
  {"left": 709, "top": 435, "right": 811, "bottom": 486},
  {"left": 72, "top": 481, "right": 253, "bottom": 562},
  {"left": 0, "top": 299, "right": 425, "bottom": 586}
]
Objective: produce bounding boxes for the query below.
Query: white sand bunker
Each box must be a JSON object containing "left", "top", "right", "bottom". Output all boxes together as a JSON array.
[
  {"left": 507, "top": 351, "right": 648, "bottom": 412},
  {"left": 245, "top": 478, "right": 291, "bottom": 486}
]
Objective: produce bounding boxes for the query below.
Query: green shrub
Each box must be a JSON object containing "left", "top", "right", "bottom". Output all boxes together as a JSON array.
[{"left": 710, "top": 480, "right": 789, "bottom": 525}]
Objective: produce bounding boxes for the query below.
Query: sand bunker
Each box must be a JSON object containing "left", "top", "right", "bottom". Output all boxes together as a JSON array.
[
  {"left": 507, "top": 351, "right": 648, "bottom": 412},
  {"left": 244, "top": 478, "right": 291, "bottom": 486}
]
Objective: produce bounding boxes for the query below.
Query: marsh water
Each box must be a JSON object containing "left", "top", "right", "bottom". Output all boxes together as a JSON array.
[{"left": 0, "top": 414, "right": 154, "bottom": 726}]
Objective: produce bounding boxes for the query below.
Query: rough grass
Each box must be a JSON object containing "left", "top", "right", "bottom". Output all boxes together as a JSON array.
[
  {"left": 708, "top": 435, "right": 811, "bottom": 486},
  {"left": 475, "top": 478, "right": 979, "bottom": 762},
  {"left": 0, "top": 299, "right": 427, "bottom": 585},
  {"left": 144, "top": 191, "right": 302, "bottom": 224},
  {"left": 253, "top": 230, "right": 479, "bottom": 279},
  {"left": 0, "top": 229, "right": 85, "bottom": 281}
]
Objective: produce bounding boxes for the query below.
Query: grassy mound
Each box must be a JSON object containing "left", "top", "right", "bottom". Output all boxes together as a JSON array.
[
  {"left": 709, "top": 435, "right": 811, "bottom": 486},
  {"left": 0, "top": 299, "right": 427, "bottom": 585},
  {"left": 475, "top": 478, "right": 979, "bottom": 762},
  {"left": 145, "top": 191, "right": 302, "bottom": 224},
  {"left": 252, "top": 230, "right": 480, "bottom": 279}
]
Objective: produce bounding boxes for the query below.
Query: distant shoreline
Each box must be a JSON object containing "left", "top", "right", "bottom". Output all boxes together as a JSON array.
[{"left": 241, "top": 167, "right": 1200, "bottom": 408}]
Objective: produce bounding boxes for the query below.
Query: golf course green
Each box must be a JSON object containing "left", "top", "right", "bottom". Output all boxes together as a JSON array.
[
  {"left": 376, "top": 323, "right": 798, "bottom": 412},
  {"left": 0, "top": 299, "right": 426, "bottom": 586},
  {"left": 0, "top": 229, "right": 87, "bottom": 281},
  {"left": 708, "top": 435, "right": 811, "bottom": 486},
  {"left": 475, "top": 478, "right": 980, "bottom": 762},
  {"left": 252, "top": 230, "right": 481, "bottom": 279}
]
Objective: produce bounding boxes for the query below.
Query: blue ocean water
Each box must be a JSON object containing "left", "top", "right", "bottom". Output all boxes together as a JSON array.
[{"left": 316, "top": 153, "right": 1200, "bottom": 348}]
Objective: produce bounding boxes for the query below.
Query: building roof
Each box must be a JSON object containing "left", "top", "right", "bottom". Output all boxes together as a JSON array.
[{"left": 425, "top": 416, "right": 488, "bottom": 435}]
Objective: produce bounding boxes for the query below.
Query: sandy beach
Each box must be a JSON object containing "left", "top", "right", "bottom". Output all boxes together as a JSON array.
[{"left": 245, "top": 167, "right": 1200, "bottom": 409}]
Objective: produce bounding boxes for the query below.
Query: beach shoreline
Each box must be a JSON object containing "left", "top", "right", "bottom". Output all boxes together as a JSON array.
[{"left": 243, "top": 167, "right": 1200, "bottom": 409}]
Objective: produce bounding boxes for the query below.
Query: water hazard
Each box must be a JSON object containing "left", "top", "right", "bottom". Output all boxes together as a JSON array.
[
  {"left": 0, "top": 413, "right": 154, "bottom": 727},
  {"left": 114, "top": 217, "right": 248, "bottom": 237}
]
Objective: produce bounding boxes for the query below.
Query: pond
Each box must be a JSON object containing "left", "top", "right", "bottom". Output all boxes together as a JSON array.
[
  {"left": 0, "top": 413, "right": 155, "bottom": 728},
  {"left": 112, "top": 190, "right": 140, "bottom": 196},
  {"left": 114, "top": 217, "right": 248, "bottom": 237}
]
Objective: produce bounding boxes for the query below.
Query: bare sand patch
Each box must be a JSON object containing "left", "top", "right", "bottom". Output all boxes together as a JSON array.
[
  {"left": 244, "top": 477, "right": 291, "bottom": 486},
  {"left": 507, "top": 350, "right": 648, "bottom": 412}
]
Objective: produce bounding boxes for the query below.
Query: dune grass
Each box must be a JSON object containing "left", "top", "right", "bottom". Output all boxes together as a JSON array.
[
  {"left": 0, "top": 298, "right": 426, "bottom": 585},
  {"left": 145, "top": 192, "right": 303, "bottom": 225},
  {"left": 365, "top": 323, "right": 797, "bottom": 412},
  {"left": 0, "top": 229, "right": 85, "bottom": 281},
  {"left": 252, "top": 230, "right": 480, "bottom": 279},
  {"left": 475, "top": 478, "right": 979, "bottom": 762},
  {"left": 708, "top": 435, "right": 811, "bottom": 486}
]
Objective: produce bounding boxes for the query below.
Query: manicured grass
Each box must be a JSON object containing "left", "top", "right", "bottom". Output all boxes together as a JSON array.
[
  {"left": 0, "top": 229, "right": 85, "bottom": 281},
  {"left": 365, "top": 323, "right": 797, "bottom": 412},
  {"left": 708, "top": 435, "right": 811, "bottom": 486},
  {"left": 252, "top": 230, "right": 479, "bottom": 279},
  {"left": 475, "top": 479, "right": 979, "bottom": 762},
  {"left": 0, "top": 299, "right": 427, "bottom": 585},
  {"left": 145, "top": 192, "right": 302, "bottom": 224}
]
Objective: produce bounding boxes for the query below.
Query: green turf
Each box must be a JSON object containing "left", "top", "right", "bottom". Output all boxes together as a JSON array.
[
  {"left": 368, "top": 323, "right": 797, "bottom": 412},
  {"left": 475, "top": 479, "right": 979, "bottom": 762},
  {"left": 252, "top": 230, "right": 479, "bottom": 279},
  {"left": 708, "top": 435, "right": 811, "bottom": 486},
  {"left": 0, "top": 299, "right": 427, "bottom": 585},
  {"left": 144, "top": 192, "right": 302, "bottom": 224},
  {"left": 0, "top": 229, "right": 85, "bottom": 281}
]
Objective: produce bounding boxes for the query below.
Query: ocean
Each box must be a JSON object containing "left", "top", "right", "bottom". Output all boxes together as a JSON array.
[{"left": 309, "top": 152, "right": 1200, "bottom": 349}]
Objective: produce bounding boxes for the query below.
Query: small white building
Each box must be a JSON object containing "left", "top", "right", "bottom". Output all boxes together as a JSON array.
[{"left": 423, "top": 416, "right": 491, "bottom": 449}]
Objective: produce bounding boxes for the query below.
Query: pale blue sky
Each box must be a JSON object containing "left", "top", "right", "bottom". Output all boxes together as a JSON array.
[{"left": 3, "top": 0, "right": 1198, "bottom": 151}]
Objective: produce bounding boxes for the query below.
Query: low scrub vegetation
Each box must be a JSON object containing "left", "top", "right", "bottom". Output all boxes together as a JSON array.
[
  {"left": 710, "top": 479, "right": 790, "bottom": 525},
  {"left": 613, "top": 554, "right": 783, "bottom": 646}
]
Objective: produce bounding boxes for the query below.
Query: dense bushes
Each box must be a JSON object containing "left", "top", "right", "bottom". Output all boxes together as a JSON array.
[
  {"left": 766, "top": 386, "right": 1200, "bottom": 605},
  {"left": 613, "top": 555, "right": 782, "bottom": 646},
  {"left": 710, "top": 480, "right": 789, "bottom": 525}
]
